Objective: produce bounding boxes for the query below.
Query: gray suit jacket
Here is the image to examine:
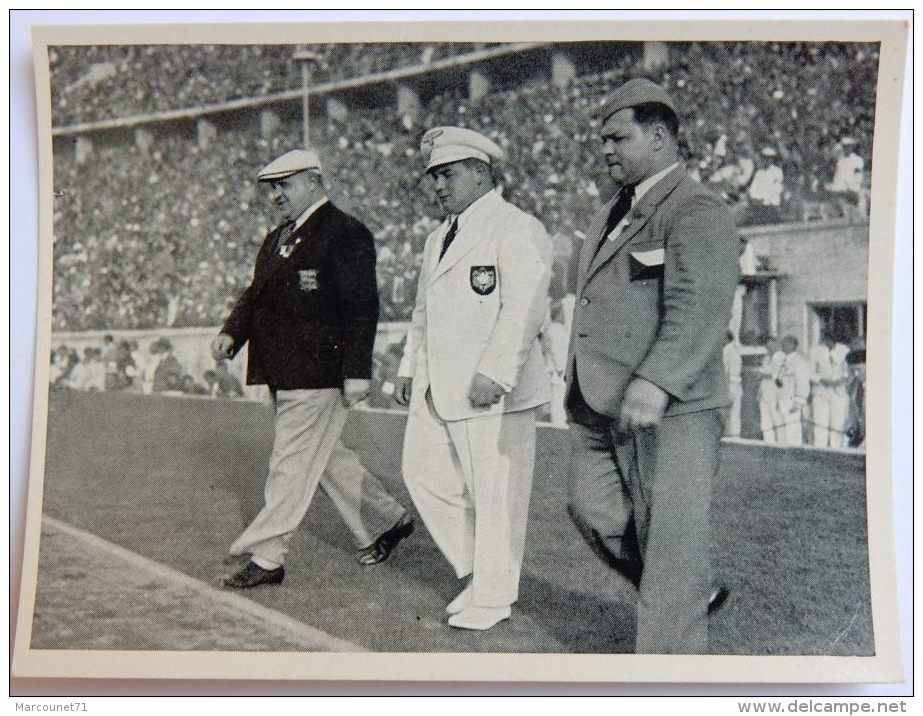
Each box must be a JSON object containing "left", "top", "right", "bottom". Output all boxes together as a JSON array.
[{"left": 566, "top": 165, "right": 741, "bottom": 418}]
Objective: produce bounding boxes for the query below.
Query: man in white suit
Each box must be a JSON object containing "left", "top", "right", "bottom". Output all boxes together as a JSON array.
[
  {"left": 756, "top": 337, "right": 785, "bottom": 443},
  {"left": 809, "top": 331, "right": 851, "bottom": 448},
  {"left": 395, "top": 126, "right": 552, "bottom": 630},
  {"left": 776, "top": 335, "right": 811, "bottom": 446}
]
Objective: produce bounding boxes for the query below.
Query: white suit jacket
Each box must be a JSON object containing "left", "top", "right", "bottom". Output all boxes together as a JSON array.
[
  {"left": 398, "top": 189, "right": 552, "bottom": 421},
  {"left": 809, "top": 343, "right": 850, "bottom": 396},
  {"left": 778, "top": 351, "right": 811, "bottom": 406}
]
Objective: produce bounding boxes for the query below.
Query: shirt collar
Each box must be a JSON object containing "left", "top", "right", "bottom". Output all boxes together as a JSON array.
[
  {"left": 449, "top": 188, "right": 499, "bottom": 230},
  {"left": 292, "top": 196, "right": 329, "bottom": 231},
  {"left": 633, "top": 162, "right": 681, "bottom": 204}
]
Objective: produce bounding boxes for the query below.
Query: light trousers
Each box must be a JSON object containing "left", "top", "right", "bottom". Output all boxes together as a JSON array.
[
  {"left": 229, "top": 388, "right": 405, "bottom": 566},
  {"left": 776, "top": 397, "right": 805, "bottom": 446},
  {"left": 402, "top": 390, "right": 537, "bottom": 608},
  {"left": 812, "top": 388, "right": 849, "bottom": 448},
  {"left": 758, "top": 397, "right": 780, "bottom": 443},
  {"left": 726, "top": 381, "right": 742, "bottom": 437}
]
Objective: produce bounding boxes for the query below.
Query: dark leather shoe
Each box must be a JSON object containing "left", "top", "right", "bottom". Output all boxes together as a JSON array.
[
  {"left": 708, "top": 586, "right": 730, "bottom": 615},
  {"left": 357, "top": 515, "right": 414, "bottom": 565},
  {"left": 222, "top": 560, "right": 284, "bottom": 589}
]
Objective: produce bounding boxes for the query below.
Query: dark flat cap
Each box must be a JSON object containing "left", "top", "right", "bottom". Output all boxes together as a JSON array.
[{"left": 598, "top": 78, "right": 677, "bottom": 124}]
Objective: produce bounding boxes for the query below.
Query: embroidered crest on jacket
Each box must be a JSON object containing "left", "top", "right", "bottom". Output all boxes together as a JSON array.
[{"left": 470, "top": 266, "right": 497, "bottom": 295}]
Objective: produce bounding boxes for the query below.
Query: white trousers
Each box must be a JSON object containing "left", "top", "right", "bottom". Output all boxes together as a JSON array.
[
  {"left": 758, "top": 398, "right": 780, "bottom": 443},
  {"left": 548, "top": 372, "right": 568, "bottom": 427},
  {"left": 726, "top": 381, "right": 742, "bottom": 437},
  {"left": 776, "top": 397, "right": 804, "bottom": 446},
  {"left": 402, "top": 390, "right": 537, "bottom": 608},
  {"left": 229, "top": 388, "right": 405, "bottom": 566},
  {"left": 812, "top": 388, "right": 849, "bottom": 448}
]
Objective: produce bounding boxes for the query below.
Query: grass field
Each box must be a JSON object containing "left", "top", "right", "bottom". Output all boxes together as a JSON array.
[{"left": 31, "top": 389, "right": 873, "bottom": 655}]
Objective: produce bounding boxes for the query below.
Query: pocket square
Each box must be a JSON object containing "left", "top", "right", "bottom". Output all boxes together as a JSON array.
[{"left": 629, "top": 248, "right": 665, "bottom": 280}]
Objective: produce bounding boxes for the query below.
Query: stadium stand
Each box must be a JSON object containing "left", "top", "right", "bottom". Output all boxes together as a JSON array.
[
  {"left": 51, "top": 41, "right": 877, "bottom": 333},
  {"left": 50, "top": 43, "right": 494, "bottom": 126}
]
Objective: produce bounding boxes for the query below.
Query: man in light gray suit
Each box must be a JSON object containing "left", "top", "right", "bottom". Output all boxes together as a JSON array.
[{"left": 565, "top": 79, "right": 741, "bottom": 653}]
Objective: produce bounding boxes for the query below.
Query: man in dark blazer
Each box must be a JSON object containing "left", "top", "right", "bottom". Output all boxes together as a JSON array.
[
  {"left": 213, "top": 149, "right": 412, "bottom": 589},
  {"left": 565, "top": 79, "right": 741, "bottom": 653}
]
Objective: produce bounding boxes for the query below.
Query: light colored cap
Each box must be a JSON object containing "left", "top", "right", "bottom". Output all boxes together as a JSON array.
[
  {"left": 597, "top": 77, "right": 678, "bottom": 124},
  {"left": 257, "top": 149, "right": 322, "bottom": 182},
  {"left": 761, "top": 146, "right": 778, "bottom": 157},
  {"left": 421, "top": 126, "right": 504, "bottom": 173}
]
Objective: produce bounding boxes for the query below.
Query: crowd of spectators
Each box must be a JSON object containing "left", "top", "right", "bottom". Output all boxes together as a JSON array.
[
  {"left": 50, "top": 43, "right": 493, "bottom": 126},
  {"left": 50, "top": 335, "right": 246, "bottom": 399},
  {"left": 51, "top": 41, "right": 877, "bottom": 332},
  {"left": 723, "top": 333, "right": 866, "bottom": 450}
]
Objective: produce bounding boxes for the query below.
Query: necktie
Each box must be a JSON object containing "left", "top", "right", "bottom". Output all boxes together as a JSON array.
[
  {"left": 438, "top": 217, "right": 459, "bottom": 261},
  {"left": 598, "top": 184, "right": 636, "bottom": 251},
  {"left": 275, "top": 221, "right": 298, "bottom": 257}
]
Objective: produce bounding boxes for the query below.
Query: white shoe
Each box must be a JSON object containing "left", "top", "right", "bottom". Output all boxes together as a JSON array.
[
  {"left": 448, "top": 605, "right": 511, "bottom": 630},
  {"left": 446, "top": 583, "right": 473, "bottom": 615}
]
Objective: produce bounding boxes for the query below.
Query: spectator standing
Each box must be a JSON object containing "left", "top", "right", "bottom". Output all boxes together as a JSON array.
[
  {"left": 776, "top": 335, "right": 811, "bottom": 446},
  {"left": 540, "top": 301, "right": 570, "bottom": 427},
  {"left": 809, "top": 332, "right": 851, "bottom": 448},
  {"left": 845, "top": 342, "right": 866, "bottom": 449},
  {"left": 747, "top": 147, "right": 785, "bottom": 224},
  {"left": 826, "top": 137, "right": 867, "bottom": 220},
  {"left": 723, "top": 332, "right": 744, "bottom": 437},
  {"left": 756, "top": 338, "right": 785, "bottom": 443},
  {"left": 101, "top": 334, "right": 119, "bottom": 390},
  {"left": 141, "top": 340, "right": 163, "bottom": 394},
  {"left": 111, "top": 339, "right": 136, "bottom": 390}
]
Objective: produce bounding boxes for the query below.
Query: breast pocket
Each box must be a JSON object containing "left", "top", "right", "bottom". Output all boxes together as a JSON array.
[{"left": 628, "top": 241, "right": 665, "bottom": 282}]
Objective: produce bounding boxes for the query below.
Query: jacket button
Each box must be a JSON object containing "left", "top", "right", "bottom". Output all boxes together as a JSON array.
[{"left": 580, "top": 297, "right": 590, "bottom": 306}]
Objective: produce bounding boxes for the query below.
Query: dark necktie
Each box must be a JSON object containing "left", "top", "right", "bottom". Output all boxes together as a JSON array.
[
  {"left": 598, "top": 184, "right": 636, "bottom": 252},
  {"left": 275, "top": 221, "right": 298, "bottom": 257},
  {"left": 438, "top": 217, "right": 459, "bottom": 261}
]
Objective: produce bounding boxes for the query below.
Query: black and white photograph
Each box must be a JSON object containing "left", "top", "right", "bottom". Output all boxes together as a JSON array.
[{"left": 11, "top": 12, "right": 909, "bottom": 686}]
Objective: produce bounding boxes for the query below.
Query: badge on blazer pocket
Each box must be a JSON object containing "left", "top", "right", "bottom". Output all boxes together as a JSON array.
[
  {"left": 298, "top": 269, "right": 320, "bottom": 292},
  {"left": 470, "top": 266, "right": 497, "bottom": 295}
]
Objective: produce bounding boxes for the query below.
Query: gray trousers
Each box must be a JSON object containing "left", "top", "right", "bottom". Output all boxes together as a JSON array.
[
  {"left": 567, "top": 384, "right": 723, "bottom": 654},
  {"left": 229, "top": 388, "right": 406, "bottom": 566}
]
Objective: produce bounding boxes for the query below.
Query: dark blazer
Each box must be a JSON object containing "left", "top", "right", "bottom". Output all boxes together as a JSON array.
[
  {"left": 566, "top": 165, "right": 741, "bottom": 418},
  {"left": 221, "top": 201, "right": 379, "bottom": 390}
]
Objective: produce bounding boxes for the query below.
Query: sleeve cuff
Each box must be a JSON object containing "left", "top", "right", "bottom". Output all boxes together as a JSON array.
[{"left": 478, "top": 367, "right": 513, "bottom": 393}]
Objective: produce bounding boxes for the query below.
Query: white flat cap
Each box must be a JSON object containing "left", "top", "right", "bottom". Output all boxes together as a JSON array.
[
  {"left": 257, "top": 149, "right": 322, "bottom": 182},
  {"left": 421, "top": 126, "right": 504, "bottom": 173}
]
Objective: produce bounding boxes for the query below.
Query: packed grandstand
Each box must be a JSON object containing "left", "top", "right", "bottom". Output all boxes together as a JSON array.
[{"left": 50, "top": 41, "right": 877, "bottom": 332}]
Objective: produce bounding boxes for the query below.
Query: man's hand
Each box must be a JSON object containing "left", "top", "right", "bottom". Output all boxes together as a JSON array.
[
  {"left": 618, "top": 377, "right": 669, "bottom": 434},
  {"left": 394, "top": 376, "right": 413, "bottom": 406},
  {"left": 211, "top": 333, "right": 234, "bottom": 361},
  {"left": 343, "top": 378, "right": 371, "bottom": 408},
  {"left": 468, "top": 373, "right": 506, "bottom": 408}
]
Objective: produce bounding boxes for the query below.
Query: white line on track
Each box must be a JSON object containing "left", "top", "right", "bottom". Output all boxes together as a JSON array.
[{"left": 43, "top": 515, "right": 366, "bottom": 652}]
